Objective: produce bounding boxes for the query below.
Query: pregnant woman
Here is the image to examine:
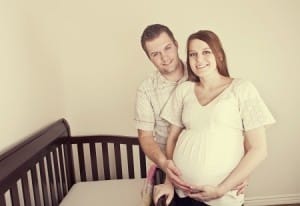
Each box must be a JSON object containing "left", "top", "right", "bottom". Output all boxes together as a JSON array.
[{"left": 154, "top": 30, "right": 275, "bottom": 206}]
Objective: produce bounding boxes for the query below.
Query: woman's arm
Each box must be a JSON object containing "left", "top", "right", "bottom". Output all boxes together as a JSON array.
[
  {"left": 218, "top": 127, "right": 267, "bottom": 193},
  {"left": 189, "top": 126, "right": 268, "bottom": 201}
]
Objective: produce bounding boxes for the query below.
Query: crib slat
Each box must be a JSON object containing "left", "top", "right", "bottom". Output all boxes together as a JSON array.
[
  {"left": 10, "top": 183, "right": 20, "bottom": 206},
  {"left": 89, "top": 142, "right": 99, "bottom": 180},
  {"left": 58, "top": 145, "right": 67, "bottom": 196},
  {"left": 139, "top": 147, "right": 147, "bottom": 178},
  {"left": 39, "top": 159, "right": 50, "bottom": 206},
  {"left": 63, "top": 143, "right": 74, "bottom": 189},
  {"left": 31, "top": 165, "right": 41, "bottom": 206},
  {"left": 53, "top": 149, "right": 63, "bottom": 202},
  {"left": 21, "top": 173, "right": 31, "bottom": 206},
  {"left": 126, "top": 144, "right": 135, "bottom": 179},
  {"left": 46, "top": 153, "right": 58, "bottom": 206},
  {"left": 77, "top": 143, "right": 87, "bottom": 181},
  {"left": 114, "top": 143, "right": 122, "bottom": 179},
  {"left": 102, "top": 142, "right": 111, "bottom": 180},
  {"left": 0, "top": 193, "right": 6, "bottom": 206}
]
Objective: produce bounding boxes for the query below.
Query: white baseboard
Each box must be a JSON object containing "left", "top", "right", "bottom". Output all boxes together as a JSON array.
[{"left": 245, "top": 193, "right": 300, "bottom": 206}]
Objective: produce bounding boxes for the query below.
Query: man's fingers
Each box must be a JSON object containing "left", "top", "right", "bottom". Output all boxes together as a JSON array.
[
  {"left": 167, "top": 170, "right": 190, "bottom": 190},
  {"left": 167, "top": 164, "right": 181, "bottom": 176},
  {"left": 171, "top": 177, "right": 190, "bottom": 191}
]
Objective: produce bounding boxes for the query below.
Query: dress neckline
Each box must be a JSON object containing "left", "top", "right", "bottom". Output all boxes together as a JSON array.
[{"left": 193, "top": 79, "right": 235, "bottom": 107}]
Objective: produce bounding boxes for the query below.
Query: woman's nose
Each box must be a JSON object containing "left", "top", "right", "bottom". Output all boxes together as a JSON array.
[{"left": 196, "top": 54, "right": 204, "bottom": 63}]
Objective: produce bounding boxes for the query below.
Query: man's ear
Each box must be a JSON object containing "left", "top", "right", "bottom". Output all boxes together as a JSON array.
[{"left": 174, "top": 40, "right": 178, "bottom": 48}]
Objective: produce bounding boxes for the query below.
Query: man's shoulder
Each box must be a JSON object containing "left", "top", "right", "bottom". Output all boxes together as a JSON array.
[{"left": 137, "top": 71, "right": 159, "bottom": 92}]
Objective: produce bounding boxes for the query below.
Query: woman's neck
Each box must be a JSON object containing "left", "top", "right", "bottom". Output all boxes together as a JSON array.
[{"left": 198, "top": 74, "right": 230, "bottom": 90}]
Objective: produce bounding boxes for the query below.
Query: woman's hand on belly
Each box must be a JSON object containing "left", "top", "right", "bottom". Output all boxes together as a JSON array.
[{"left": 187, "top": 184, "right": 225, "bottom": 202}]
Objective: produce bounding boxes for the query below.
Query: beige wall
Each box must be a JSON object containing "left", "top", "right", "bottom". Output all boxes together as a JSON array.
[
  {"left": 0, "top": 1, "right": 65, "bottom": 153},
  {"left": 1, "top": 0, "right": 299, "bottom": 204}
]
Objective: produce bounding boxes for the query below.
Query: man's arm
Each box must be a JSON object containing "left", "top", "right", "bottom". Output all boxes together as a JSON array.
[
  {"left": 138, "top": 129, "right": 167, "bottom": 169},
  {"left": 164, "top": 125, "right": 190, "bottom": 191}
]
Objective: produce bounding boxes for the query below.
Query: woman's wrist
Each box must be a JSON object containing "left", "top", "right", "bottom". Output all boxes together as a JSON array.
[{"left": 217, "top": 184, "right": 229, "bottom": 197}]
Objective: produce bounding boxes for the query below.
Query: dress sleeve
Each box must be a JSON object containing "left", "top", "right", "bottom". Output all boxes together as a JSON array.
[
  {"left": 135, "top": 85, "right": 155, "bottom": 131},
  {"left": 160, "top": 85, "right": 185, "bottom": 128},
  {"left": 237, "top": 80, "right": 276, "bottom": 131}
]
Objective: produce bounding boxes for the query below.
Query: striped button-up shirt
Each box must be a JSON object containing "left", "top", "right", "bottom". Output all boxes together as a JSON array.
[{"left": 135, "top": 65, "right": 188, "bottom": 150}]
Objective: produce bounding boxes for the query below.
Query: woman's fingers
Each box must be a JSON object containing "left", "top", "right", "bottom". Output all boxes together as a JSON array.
[{"left": 233, "top": 180, "right": 248, "bottom": 195}]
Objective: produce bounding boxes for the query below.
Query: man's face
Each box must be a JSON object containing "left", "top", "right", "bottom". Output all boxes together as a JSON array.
[{"left": 145, "top": 32, "right": 180, "bottom": 75}]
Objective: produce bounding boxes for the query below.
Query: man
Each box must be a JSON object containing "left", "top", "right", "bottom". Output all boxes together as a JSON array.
[
  {"left": 135, "top": 24, "right": 189, "bottom": 205},
  {"left": 135, "top": 24, "right": 187, "bottom": 171}
]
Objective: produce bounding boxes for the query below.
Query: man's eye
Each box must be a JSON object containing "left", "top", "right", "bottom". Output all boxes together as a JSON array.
[
  {"left": 166, "top": 45, "right": 172, "bottom": 50},
  {"left": 151, "top": 53, "right": 158, "bottom": 57}
]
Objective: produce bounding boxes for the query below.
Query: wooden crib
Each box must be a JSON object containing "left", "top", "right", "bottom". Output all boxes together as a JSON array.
[{"left": 0, "top": 119, "right": 164, "bottom": 206}]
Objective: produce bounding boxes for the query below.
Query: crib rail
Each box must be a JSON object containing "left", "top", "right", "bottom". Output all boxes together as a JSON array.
[
  {"left": 62, "top": 135, "right": 147, "bottom": 182},
  {"left": 0, "top": 119, "right": 147, "bottom": 206},
  {"left": 0, "top": 119, "right": 71, "bottom": 206}
]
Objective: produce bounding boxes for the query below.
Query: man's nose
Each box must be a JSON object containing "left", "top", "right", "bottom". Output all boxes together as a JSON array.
[{"left": 161, "top": 53, "right": 169, "bottom": 62}]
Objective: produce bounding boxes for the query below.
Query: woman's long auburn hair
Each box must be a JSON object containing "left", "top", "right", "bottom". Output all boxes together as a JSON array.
[{"left": 186, "top": 30, "right": 230, "bottom": 82}]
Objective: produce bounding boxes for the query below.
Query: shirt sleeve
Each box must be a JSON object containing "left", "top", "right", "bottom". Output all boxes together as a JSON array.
[
  {"left": 237, "top": 80, "right": 276, "bottom": 131},
  {"left": 160, "top": 85, "right": 184, "bottom": 128},
  {"left": 135, "top": 86, "right": 155, "bottom": 131}
]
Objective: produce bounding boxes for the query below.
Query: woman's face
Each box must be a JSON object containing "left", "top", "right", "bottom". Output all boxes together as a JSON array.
[{"left": 188, "top": 39, "right": 218, "bottom": 78}]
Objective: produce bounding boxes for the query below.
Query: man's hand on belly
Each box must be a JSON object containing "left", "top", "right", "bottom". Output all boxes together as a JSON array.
[{"left": 162, "top": 159, "right": 191, "bottom": 191}]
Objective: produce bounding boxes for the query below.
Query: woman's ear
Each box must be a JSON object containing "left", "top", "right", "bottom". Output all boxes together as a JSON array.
[{"left": 218, "top": 53, "right": 223, "bottom": 61}]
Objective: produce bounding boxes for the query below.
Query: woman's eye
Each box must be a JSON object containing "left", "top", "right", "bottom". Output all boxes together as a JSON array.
[
  {"left": 189, "top": 53, "right": 197, "bottom": 57},
  {"left": 203, "top": 50, "right": 211, "bottom": 55}
]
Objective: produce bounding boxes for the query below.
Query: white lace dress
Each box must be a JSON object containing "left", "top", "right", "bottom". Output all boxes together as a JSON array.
[{"left": 161, "top": 79, "right": 275, "bottom": 206}]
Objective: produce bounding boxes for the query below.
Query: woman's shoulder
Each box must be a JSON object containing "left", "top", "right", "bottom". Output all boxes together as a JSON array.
[
  {"left": 232, "top": 78, "right": 260, "bottom": 98},
  {"left": 232, "top": 78, "right": 256, "bottom": 90}
]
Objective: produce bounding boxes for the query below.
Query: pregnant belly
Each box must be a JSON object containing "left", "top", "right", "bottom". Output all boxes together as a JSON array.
[{"left": 172, "top": 130, "right": 242, "bottom": 186}]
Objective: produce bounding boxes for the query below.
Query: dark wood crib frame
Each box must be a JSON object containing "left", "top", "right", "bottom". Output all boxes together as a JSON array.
[{"left": 0, "top": 119, "right": 153, "bottom": 206}]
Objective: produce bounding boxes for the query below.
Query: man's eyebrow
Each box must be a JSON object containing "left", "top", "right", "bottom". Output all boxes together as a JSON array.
[
  {"left": 150, "top": 51, "right": 158, "bottom": 56},
  {"left": 165, "top": 43, "right": 172, "bottom": 47}
]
